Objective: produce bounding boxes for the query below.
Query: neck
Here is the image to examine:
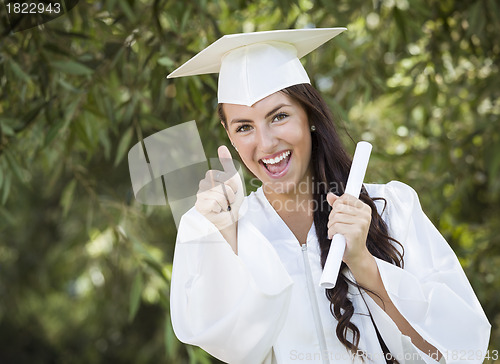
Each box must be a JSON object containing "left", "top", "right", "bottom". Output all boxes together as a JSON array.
[{"left": 263, "top": 175, "right": 314, "bottom": 216}]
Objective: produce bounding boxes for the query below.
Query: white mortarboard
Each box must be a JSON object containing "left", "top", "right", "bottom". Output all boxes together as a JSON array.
[{"left": 167, "top": 28, "right": 346, "bottom": 106}]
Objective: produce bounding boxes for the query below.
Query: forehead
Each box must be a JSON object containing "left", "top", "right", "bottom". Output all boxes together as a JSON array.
[{"left": 223, "top": 92, "right": 297, "bottom": 120}]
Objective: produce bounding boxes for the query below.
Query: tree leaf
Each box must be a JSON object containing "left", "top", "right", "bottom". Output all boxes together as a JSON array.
[
  {"left": 180, "top": 7, "right": 191, "bottom": 33},
  {"left": 4, "top": 150, "right": 26, "bottom": 183},
  {"left": 164, "top": 316, "right": 180, "bottom": 359},
  {"left": 468, "top": 1, "right": 484, "bottom": 37},
  {"left": 109, "top": 46, "right": 125, "bottom": 69},
  {"left": 103, "top": 96, "right": 116, "bottom": 124},
  {"left": 45, "top": 119, "right": 66, "bottom": 146},
  {"left": 58, "top": 78, "right": 85, "bottom": 93},
  {"left": 157, "top": 57, "right": 175, "bottom": 67},
  {"left": 64, "top": 98, "right": 82, "bottom": 123},
  {"left": 0, "top": 206, "right": 15, "bottom": 225},
  {"left": 122, "top": 95, "right": 138, "bottom": 124},
  {"left": 60, "top": 180, "right": 77, "bottom": 217},
  {"left": 393, "top": 7, "right": 407, "bottom": 44},
  {"left": 45, "top": 99, "right": 79, "bottom": 146},
  {"left": 128, "top": 272, "right": 143, "bottom": 322},
  {"left": 119, "top": 0, "right": 136, "bottom": 22},
  {"left": 1, "top": 173, "right": 11, "bottom": 205},
  {"left": 487, "top": 0, "right": 500, "bottom": 30},
  {"left": 0, "top": 123, "right": 15, "bottom": 136},
  {"left": 106, "top": 0, "right": 118, "bottom": 12},
  {"left": 143, "top": 257, "right": 169, "bottom": 284},
  {"left": 73, "top": 116, "right": 93, "bottom": 150},
  {"left": 8, "top": 59, "right": 31, "bottom": 83},
  {"left": 99, "top": 130, "right": 111, "bottom": 161},
  {"left": 114, "top": 127, "right": 134, "bottom": 167},
  {"left": 50, "top": 60, "right": 94, "bottom": 75},
  {"left": 23, "top": 99, "right": 47, "bottom": 125}
]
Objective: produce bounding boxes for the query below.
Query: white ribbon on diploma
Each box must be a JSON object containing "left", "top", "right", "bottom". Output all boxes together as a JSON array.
[{"left": 319, "top": 141, "right": 372, "bottom": 289}]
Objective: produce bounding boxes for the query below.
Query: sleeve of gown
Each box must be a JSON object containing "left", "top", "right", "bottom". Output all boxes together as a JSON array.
[
  {"left": 170, "top": 206, "right": 293, "bottom": 364},
  {"left": 363, "top": 181, "right": 491, "bottom": 364}
]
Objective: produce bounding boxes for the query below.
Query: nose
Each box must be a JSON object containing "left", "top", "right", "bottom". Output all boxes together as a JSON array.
[{"left": 255, "top": 124, "right": 279, "bottom": 153}]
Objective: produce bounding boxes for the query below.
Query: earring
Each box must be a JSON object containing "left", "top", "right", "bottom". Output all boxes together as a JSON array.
[{"left": 310, "top": 125, "right": 316, "bottom": 132}]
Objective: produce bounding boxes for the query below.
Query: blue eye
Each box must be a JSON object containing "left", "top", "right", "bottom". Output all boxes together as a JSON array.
[
  {"left": 272, "top": 113, "right": 288, "bottom": 122},
  {"left": 236, "top": 124, "right": 252, "bottom": 133}
]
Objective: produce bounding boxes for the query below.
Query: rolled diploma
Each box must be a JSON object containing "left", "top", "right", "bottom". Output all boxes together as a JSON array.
[{"left": 319, "top": 141, "right": 372, "bottom": 289}]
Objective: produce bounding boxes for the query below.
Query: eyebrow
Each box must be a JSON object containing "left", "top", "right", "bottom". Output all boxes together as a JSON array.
[{"left": 229, "top": 103, "right": 291, "bottom": 125}]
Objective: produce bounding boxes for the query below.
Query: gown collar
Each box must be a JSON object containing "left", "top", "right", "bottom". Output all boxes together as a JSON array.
[{"left": 254, "top": 186, "right": 316, "bottom": 246}]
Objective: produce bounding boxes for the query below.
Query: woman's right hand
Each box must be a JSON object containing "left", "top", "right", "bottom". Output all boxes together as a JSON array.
[{"left": 195, "top": 145, "right": 244, "bottom": 232}]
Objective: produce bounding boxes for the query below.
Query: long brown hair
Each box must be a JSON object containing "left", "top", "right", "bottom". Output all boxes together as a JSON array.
[{"left": 218, "top": 83, "right": 404, "bottom": 360}]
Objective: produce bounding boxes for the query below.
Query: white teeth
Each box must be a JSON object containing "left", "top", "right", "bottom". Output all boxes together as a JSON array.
[{"left": 262, "top": 151, "right": 290, "bottom": 165}]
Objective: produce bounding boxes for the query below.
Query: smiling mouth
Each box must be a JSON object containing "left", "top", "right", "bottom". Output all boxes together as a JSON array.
[{"left": 260, "top": 150, "right": 292, "bottom": 176}]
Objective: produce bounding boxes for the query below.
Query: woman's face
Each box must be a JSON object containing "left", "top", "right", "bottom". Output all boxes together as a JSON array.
[{"left": 223, "top": 92, "right": 312, "bottom": 195}]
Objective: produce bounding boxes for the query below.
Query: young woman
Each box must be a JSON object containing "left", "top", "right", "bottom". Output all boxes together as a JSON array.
[{"left": 168, "top": 29, "right": 490, "bottom": 364}]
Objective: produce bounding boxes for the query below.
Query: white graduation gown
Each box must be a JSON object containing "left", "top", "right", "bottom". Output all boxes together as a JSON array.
[{"left": 170, "top": 181, "right": 491, "bottom": 364}]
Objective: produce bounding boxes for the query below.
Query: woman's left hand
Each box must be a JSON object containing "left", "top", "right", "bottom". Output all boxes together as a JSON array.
[{"left": 326, "top": 192, "right": 372, "bottom": 268}]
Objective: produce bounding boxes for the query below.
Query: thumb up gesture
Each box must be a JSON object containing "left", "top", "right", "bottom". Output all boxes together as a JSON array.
[{"left": 195, "top": 146, "right": 244, "bottom": 231}]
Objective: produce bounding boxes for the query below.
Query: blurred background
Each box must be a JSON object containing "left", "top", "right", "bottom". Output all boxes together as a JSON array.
[{"left": 0, "top": 0, "right": 499, "bottom": 362}]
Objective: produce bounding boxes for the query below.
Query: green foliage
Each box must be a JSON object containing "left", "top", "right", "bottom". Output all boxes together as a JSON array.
[{"left": 0, "top": 0, "right": 498, "bottom": 362}]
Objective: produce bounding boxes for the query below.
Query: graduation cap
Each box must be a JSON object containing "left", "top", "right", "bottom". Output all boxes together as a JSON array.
[{"left": 167, "top": 28, "right": 347, "bottom": 106}]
